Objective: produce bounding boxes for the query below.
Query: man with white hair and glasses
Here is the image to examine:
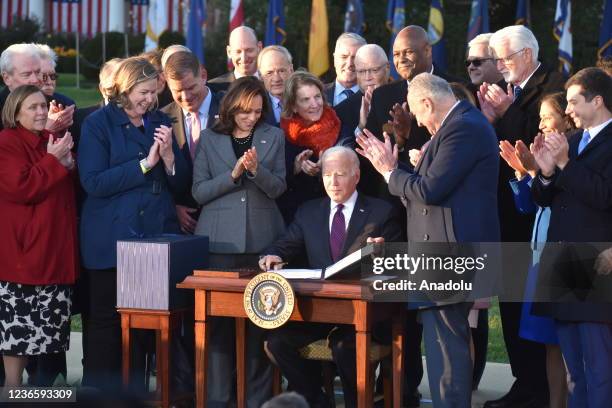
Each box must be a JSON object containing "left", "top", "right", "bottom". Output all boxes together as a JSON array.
[{"left": 478, "top": 25, "right": 565, "bottom": 408}]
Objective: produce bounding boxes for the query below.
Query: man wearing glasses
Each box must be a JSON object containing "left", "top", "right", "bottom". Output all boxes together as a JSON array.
[
  {"left": 334, "top": 44, "right": 390, "bottom": 148},
  {"left": 478, "top": 25, "right": 565, "bottom": 408},
  {"left": 37, "top": 44, "right": 76, "bottom": 109},
  {"left": 466, "top": 33, "right": 504, "bottom": 90}
]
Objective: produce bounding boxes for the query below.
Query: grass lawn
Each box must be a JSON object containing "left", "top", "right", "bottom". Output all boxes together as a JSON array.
[{"left": 56, "top": 73, "right": 100, "bottom": 107}]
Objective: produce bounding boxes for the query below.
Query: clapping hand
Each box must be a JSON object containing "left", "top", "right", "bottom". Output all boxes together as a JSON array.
[
  {"left": 481, "top": 83, "right": 514, "bottom": 119},
  {"left": 500, "top": 140, "right": 534, "bottom": 178},
  {"left": 358, "top": 86, "right": 374, "bottom": 130},
  {"left": 46, "top": 101, "right": 75, "bottom": 133},
  {"left": 477, "top": 85, "right": 497, "bottom": 124},
  {"left": 47, "top": 131, "right": 74, "bottom": 169},
  {"left": 231, "top": 157, "right": 246, "bottom": 181},
  {"left": 154, "top": 125, "right": 174, "bottom": 168},
  {"left": 356, "top": 128, "right": 398, "bottom": 175},
  {"left": 242, "top": 147, "right": 258, "bottom": 175},
  {"left": 294, "top": 149, "right": 319, "bottom": 176},
  {"left": 387, "top": 102, "right": 413, "bottom": 148},
  {"left": 531, "top": 134, "right": 557, "bottom": 177},
  {"left": 543, "top": 132, "right": 569, "bottom": 170}
]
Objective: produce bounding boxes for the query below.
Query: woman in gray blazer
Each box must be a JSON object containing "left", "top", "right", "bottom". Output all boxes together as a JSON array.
[{"left": 191, "top": 76, "right": 286, "bottom": 407}]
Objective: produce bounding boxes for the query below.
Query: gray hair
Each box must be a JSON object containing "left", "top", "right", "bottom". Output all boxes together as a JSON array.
[
  {"left": 467, "top": 33, "right": 493, "bottom": 50},
  {"left": 161, "top": 44, "right": 191, "bottom": 69},
  {"left": 321, "top": 146, "right": 360, "bottom": 174},
  {"left": 408, "top": 73, "right": 455, "bottom": 104},
  {"left": 258, "top": 45, "right": 293, "bottom": 68},
  {"left": 355, "top": 44, "right": 388, "bottom": 65},
  {"left": 489, "top": 25, "right": 539, "bottom": 64},
  {"left": 335, "top": 32, "right": 367, "bottom": 51},
  {"left": 35, "top": 44, "right": 58, "bottom": 69},
  {"left": 0, "top": 43, "right": 41, "bottom": 74}
]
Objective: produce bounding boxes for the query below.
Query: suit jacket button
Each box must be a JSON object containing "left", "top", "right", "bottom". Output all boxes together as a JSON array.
[
  {"left": 422, "top": 208, "right": 428, "bottom": 215},
  {"left": 423, "top": 234, "right": 429, "bottom": 241},
  {"left": 139, "top": 210, "right": 144, "bottom": 216},
  {"left": 241, "top": 197, "right": 246, "bottom": 202}
]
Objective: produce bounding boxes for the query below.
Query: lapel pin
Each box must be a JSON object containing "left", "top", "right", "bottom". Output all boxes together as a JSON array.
[
  {"left": 359, "top": 208, "right": 364, "bottom": 213},
  {"left": 261, "top": 140, "right": 267, "bottom": 143}
]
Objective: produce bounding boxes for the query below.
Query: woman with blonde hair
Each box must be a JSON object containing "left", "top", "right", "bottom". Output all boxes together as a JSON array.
[{"left": 78, "top": 56, "right": 187, "bottom": 390}]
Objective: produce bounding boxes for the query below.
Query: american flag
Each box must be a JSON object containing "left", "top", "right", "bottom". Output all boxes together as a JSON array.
[
  {"left": 49, "top": 0, "right": 109, "bottom": 38},
  {"left": 0, "top": 0, "right": 29, "bottom": 28},
  {"left": 130, "top": 0, "right": 149, "bottom": 34}
]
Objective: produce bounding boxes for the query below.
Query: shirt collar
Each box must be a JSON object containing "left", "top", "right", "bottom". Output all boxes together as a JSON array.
[
  {"left": 334, "top": 81, "right": 360, "bottom": 99},
  {"left": 438, "top": 101, "right": 461, "bottom": 130},
  {"left": 331, "top": 190, "right": 358, "bottom": 212},
  {"left": 518, "top": 62, "right": 541, "bottom": 90},
  {"left": 269, "top": 93, "right": 281, "bottom": 107},
  {"left": 587, "top": 118, "right": 612, "bottom": 140}
]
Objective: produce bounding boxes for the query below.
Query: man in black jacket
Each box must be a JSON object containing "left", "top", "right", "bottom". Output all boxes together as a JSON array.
[
  {"left": 531, "top": 67, "right": 612, "bottom": 408},
  {"left": 480, "top": 25, "right": 565, "bottom": 408}
]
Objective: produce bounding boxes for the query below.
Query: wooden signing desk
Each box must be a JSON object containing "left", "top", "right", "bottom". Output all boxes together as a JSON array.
[{"left": 177, "top": 271, "right": 405, "bottom": 408}]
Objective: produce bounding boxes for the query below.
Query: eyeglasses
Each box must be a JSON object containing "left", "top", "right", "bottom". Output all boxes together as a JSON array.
[
  {"left": 42, "top": 73, "right": 58, "bottom": 82},
  {"left": 464, "top": 58, "right": 493, "bottom": 68},
  {"left": 494, "top": 48, "right": 526, "bottom": 65},
  {"left": 356, "top": 64, "right": 387, "bottom": 76}
]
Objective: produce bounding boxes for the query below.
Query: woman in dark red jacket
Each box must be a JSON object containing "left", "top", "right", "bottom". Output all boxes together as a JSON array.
[{"left": 0, "top": 85, "right": 78, "bottom": 386}]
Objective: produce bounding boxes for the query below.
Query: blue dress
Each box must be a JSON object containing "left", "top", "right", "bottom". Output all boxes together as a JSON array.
[{"left": 509, "top": 175, "right": 559, "bottom": 345}]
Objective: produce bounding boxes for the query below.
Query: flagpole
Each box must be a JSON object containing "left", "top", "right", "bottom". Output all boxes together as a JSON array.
[
  {"left": 125, "top": 33, "right": 129, "bottom": 57},
  {"left": 76, "top": 31, "right": 80, "bottom": 89},
  {"left": 102, "top": 32, "right": 107, "bottom": 64}
]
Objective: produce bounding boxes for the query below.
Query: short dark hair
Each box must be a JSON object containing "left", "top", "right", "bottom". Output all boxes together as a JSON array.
[
  {"left": 1, "top": 85, "right": 45, "bottom": 128},
  {"left": 565, "top": 67, "right": 612, "bottom": 113},
  {"left": 212, "top": 76, "right": 269, "bottom": 135},
  {"left": 164, "top": 51, "right": 203, "bottom": 80},
  {"left": 261, "top": 392, "right": 309, "bottom": 408}
]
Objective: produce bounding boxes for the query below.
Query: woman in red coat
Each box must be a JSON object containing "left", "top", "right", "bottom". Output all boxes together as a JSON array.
[{"left": 0, "top": 85, "right": 78, "bottom": 386}]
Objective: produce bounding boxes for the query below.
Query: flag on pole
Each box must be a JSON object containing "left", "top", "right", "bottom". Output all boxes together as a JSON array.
[
  {"left": 428, "top": 0, "right": 447, "bottom": 72},
  {"left": 130, "top": 0, "right": 149, "bottom": 35},
  {"left": 553, "top": 0, "right": 572, "bottom": 76},
  {"left": 386, "top": 0, "right": 405, "bottom": 79},
  {"left": 0, "top": 0, "right": 28, "bottom": 28},
  {"left": 227, "top": 0, "right": 244, "bottom": 69},
  {"left": 308, "top": 0, "right": 329, "bottom": 77},
  {"left": 265, "top": 0, "right": 286, "bottom": 46},
  {"left": 467, "top": 0, "right": 489, "bottom": 42},
  {"left": 187, "top": 0, "right": 206, "bottom": 63},
  {"left": 146, "top": 0, "right": 187, "bottom": 50},
  {"left": 344, "top": 0, "right": 364, "bottom": 35},
  {"left": 515, "top": 0, "right": 530, "bottom": 26},
  {"left": 599, "top": 0, "right": 611, "bottom": 59},
  {"left": 49, "top": 0, "right": 109, "bottom": 38}
]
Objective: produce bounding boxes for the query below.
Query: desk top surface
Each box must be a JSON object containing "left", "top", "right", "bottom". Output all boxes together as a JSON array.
[{"left": 177, "top": 270, "right": 374, "bottom": 300}]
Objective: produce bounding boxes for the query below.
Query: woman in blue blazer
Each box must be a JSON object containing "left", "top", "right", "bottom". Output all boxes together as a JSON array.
[
  {"left": 77, "top": 57, "right": 187, "bottom": 390},
  {"left": 500, "top": 92, "right": 574, "bottom": 408}
]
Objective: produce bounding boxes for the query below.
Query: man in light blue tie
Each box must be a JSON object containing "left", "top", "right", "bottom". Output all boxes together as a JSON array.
[
  {"left": 531, "top": 67, "right": 612, "bottom": 408},
  {"left": 258, "top": 45, "right": 294, "bottom": 127}
]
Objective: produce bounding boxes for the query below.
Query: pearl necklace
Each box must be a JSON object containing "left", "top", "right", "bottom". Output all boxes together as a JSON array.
[{"left": 232, "top": 128, "right": 254, "bottom": 145}]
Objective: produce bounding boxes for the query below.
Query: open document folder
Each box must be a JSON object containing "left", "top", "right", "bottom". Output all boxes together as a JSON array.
[{"left": 271, "top": 244, "right": 375, "bottom": 280}]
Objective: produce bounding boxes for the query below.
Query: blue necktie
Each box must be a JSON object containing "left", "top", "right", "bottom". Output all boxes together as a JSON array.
[
  {"left": 513, "top": 86, "right": 522, "bottom": 102},
  {"left": 341, "top": 89, "right": 354, "bottom": 101},
  {"left": 578, "top": 130, "right": 591, "bottom": 154}
]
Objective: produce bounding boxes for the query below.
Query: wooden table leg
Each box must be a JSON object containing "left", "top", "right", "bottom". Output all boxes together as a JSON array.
[
  {"left": 121, "top": 313, "right": 131, "bottom": 389},
  {"left": 392, "top": 311, "right": 405, "bottom": 408},
  {"left": 195, "top": 290, "right": 208, "bottom": 408},
  {"left": 235, "top": 318, "right": 246, "bottom": 408},
  {"left": 356, "top": 330, "right": 372, "bottom": 408},
  {"left": 158, "top": 315, "right": 170, "bottom": 408}
]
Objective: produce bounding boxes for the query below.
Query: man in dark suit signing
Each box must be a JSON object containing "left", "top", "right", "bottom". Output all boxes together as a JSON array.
[
  {"left": 162, "top": 51, "right": 221, "bottom": 234},
  {"left": 531, "top": 67, "right": 612, "bottom": 408},
  {"left": 357, "top": 73, "right": 500, "bottom": 407},
  {"left": 260, "top": 146, "right": 402, "bottom": 408},
  {"left": 208, "top": 26, "right": 262, "bottom": 91}
]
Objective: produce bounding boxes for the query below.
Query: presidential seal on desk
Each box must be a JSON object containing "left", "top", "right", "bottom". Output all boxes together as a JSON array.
[{"left": 244, "top": 273, "right": 295, "bottom": 329}]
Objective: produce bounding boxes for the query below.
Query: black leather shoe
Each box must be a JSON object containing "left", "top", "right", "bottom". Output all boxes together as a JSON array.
[{"left": 484, "top": 392, "right": 548, "bottom": 408}]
